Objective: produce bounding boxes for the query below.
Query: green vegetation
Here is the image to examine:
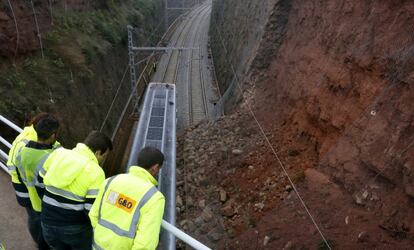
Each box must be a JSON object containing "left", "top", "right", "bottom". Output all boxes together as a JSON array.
[{"left": 0, "top": 0, "right": 164, "bottom": 145}]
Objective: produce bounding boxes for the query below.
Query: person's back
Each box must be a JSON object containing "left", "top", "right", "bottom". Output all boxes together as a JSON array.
[
  {"left": 17, "top": 116, "right": 60, "bottom": 212},
  {"left": 89, "top": 147, "right": 165, "bottom": 250},
  {"left": 39, "top": 131, "right": 112, "bottom": 250},
  {"left": 7, "top": 113, "right": 60, "bottom": 250}
]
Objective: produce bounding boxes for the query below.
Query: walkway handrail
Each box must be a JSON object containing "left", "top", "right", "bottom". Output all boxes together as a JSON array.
[
  {"left": 0, "top": 116, "right": 19, "bottom": 176},
  {"left": 162, "top": 220, "right": 211, "bottom": 250},
  {"left": 0, "top": 115, "right": 23, "bottom": 133},
  {"left": 0, "top": 136, "right": 12, "bottom": 149}
]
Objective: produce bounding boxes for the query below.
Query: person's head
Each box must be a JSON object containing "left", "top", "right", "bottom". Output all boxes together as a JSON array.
[
  {"left": 29, "top": 112, "right": 51, "bottom": 126},
  {"left": 84, "top": 131, "right": 113, "bottom": 164},
  {"left": 137, "top": 147, "right": 164, "bottom": 177},
  {"left": 34, "top": 115, "right": 60, "bottom": 145}
]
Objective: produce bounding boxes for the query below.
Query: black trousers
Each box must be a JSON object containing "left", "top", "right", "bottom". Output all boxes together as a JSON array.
[{"left": 25, "top": 207, "right": 50, "bottom": 250}]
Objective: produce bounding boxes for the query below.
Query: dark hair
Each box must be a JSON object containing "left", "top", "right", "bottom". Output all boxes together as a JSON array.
[
  {"left": 34, "top": 115, "right": 60, "bottom": 141},
  {"left": 29, "top": 112, "right": 51, "bottom": 126},
  {"left": 84, "top": 131, "right": 113, "bottom": 154},
  {"left": 137, "top": 147, "right": 164, "bottom": 169}
]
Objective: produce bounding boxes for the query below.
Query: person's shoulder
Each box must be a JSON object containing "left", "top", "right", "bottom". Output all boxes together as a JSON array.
[{"left": 84, "top": 161, "right": 105, "bottom": 179}]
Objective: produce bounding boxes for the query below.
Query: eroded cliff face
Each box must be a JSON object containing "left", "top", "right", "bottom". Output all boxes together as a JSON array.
[
  {"left": 212, "top": 0, "right": 413, "bottom": 197},
  {"left": 209, "top": 0, "right": 414, "bottom": 247},
  {"left": 259, "top": 0, "right": 413, "bottom": 197}
]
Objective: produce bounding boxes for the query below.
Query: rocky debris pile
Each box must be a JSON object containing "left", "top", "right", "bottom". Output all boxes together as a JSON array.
[
  {"left": 175, "top": 112, "right": 262, "bottom": 248},
  {"left": 175, "top": 110, "right": 315, "bottom": 248}
]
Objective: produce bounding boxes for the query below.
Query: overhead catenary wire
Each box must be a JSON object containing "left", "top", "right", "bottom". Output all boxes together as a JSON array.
[
  {"left": 212, "top": 16, "right": 332, "bottom": 249},
  {"left": 99, "top": 63, "right": 130, "bottom": 132}
]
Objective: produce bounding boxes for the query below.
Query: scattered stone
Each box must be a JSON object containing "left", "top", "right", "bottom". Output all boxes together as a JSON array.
[
  {"left": 207, "top": 232, "right": 222, "bottom": 242},
  {"left": 187, "top": 196, "right": 194, "bottom": 207},
  {"left": 263, "top": 236, "right": 270, "bottom": 246},
  {"left": 285, "top": 185, "right": 293, "bottom": 192},
  {"left": 176, "top": 195, "right": 183, "bottom": 207},
  {"left": 353, "top": 193, "right": 364, "bottom": 205},
  {"left": 201, "top": 207, "right": 214, "bottom": 221},
  {"left": 283, "top": 241, "right": 295, "bottom": 249},
  {"left": 232, "top": 149, "right": 243, "bottom": 155},
  {"left": 370, "top": 192, "right": 379, "bottom": 201},
  {"left": 219, "top": 188, "right": 227, "bottom": 202},
  {"left": 187, "top": 221, "right": 195, "bottom": 232},
  {"left": 362, "top": 190, "right": 369, "bottom": 199},
  {"left": 358, "top": 231, "right": 369, "bottom": 242},
  {"left": 199, "top": 223, "right": 210, "bottom": 233},
  {"left": 199, "top": 176, "right": 209, "bottom": 186},
  {"left": 198, "top": 199, "right": 206, "bottom": 208},
  {"left": 254, "top": 202, "right": 265, "bottom": 210},
  {"left": 194, "top": 217, "right": 203, "bottom": 227},
  {"left": 345, "top": 216, "right": 350, "bottom": 225},
  {"left": 221, "top": 204, "right": 236, "bottom": 217},
  {"left": 179, "top": 220, "right": 187, "bottom": 227},
  {"left": 248, "top": 165, "right": 254, "bottom": 170}
]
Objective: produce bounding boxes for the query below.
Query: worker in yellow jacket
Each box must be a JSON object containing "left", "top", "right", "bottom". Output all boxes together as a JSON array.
[
  {"left": 37, "top": 131, "right": 112, "bottom": 250},
  {"left": 7, "top": 113, "right": 60, "bottom": 249},
  {"left": 89, "top": 147, "right": 165, "bottom": 250},
  {"left": 7, "top": 113, "right": 53, "bottom": 206},
  {"left": 16, "top": 115, "right": 60, "bottom": 250}
]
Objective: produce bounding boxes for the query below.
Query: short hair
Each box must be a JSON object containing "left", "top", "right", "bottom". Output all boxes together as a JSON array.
[
  {"left": 137, "top": 147, "right": 164, "bottom": 169},
  {"left": 84, "top": 131, "right": 113, "bottom": 154},
  {"left": 29, "top": 112, "right": 51, "bottom": 126},
  {"left": 34, "top": 115, "right": 60, "bottom": 141}
]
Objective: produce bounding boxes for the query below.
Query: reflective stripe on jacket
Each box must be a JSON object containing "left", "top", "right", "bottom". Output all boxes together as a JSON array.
[
  {"left": 16, "top": 141, "right": 55, "bottom": 212},
  {"left": 7, "top": 126, "right": 37, "bottom": 206},
  {"left": 40, "top": 143, "right": 105, "bottom": 226},
  {"left": 89, "top": 166, "right": 165, "bottom": 250},
  {"left": 7, "top": 126, "right": 61, "bottom": 207}
]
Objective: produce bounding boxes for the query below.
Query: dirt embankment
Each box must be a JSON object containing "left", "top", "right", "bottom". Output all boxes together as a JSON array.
[
  {"left": 0, "top": 0, "right": 165, "bottom": 146},
  {"left": 0, "top": 0, "right": 110, "bottom": 57},
  {"left": 186, "top": 0, "right": 414, "bottom": 248}
]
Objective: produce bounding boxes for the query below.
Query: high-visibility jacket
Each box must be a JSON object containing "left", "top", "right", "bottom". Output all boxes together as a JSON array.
[
  {"left": 39, "top": 143, "right": 105, "bottom": 226},
  {"left": 7, "top": 125, "right": 37, "bottom": 206},
  {"left": 89, "top": 166, "right": 165, "bottom": 250},
  {"left": 7, "top": 125, "right": 61, "bottom": 207},
  {"left": 16, "top": 141, "right": 56, "bottom": 212}
]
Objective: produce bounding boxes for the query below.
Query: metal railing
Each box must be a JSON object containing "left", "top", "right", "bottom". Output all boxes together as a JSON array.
[
  {"left": 126, "top": 83, "right": 211, "bottom": 250},
  {"left": 0, "top": 113, "right": 210, "bottom": 250},
  {"left": 0, "top": 115, "right": 22, "bottom": 175}
]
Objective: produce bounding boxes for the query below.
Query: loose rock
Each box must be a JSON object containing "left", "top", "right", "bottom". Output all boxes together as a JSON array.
[
  {"left": 232, "top": 149, "right": 243, "bottom": 155},
  {"left": 219, "top": 188, "right": 227, "bottom": 202},
  {"left": 263, "top": 235, "right": 270, "bottom": 246},
  {"left": 198, "top": 199, "right": 206, "bottom": 208}
]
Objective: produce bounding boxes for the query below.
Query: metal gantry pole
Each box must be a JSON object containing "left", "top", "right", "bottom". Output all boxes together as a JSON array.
[{"left": 127, "top": 25, "right": 138, "bottom": 110}]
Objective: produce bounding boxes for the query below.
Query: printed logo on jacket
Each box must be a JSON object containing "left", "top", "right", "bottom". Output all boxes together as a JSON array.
[{"left": 107, "top": 190, "right": 137, "bottom": 213}]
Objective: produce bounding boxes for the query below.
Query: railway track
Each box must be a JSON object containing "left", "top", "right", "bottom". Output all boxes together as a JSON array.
[{"left": 189, "top": 7, "right": 211, "bottom": 124}]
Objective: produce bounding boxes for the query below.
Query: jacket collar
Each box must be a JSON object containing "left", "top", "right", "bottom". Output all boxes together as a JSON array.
[
  {"left": 128, "top": 166, "right": 158, "bottom": 186},
  {"left": 73, "top": 143, "right": 98, "bottom": 164},
  {"left": 27, "top": 140, "right": 53, "bottom": 150}
]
